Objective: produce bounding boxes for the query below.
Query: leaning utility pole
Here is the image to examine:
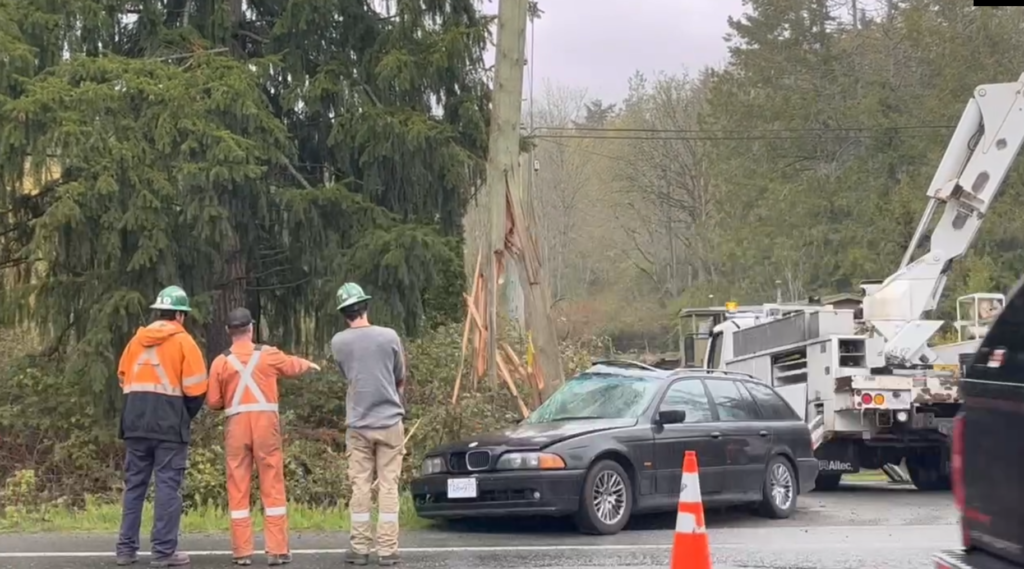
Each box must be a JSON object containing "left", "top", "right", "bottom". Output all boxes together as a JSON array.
[{"left": 483, "top": 0, "right": 529, "bottom": 386}]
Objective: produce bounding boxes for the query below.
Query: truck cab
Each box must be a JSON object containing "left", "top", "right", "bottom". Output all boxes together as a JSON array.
[
  {"left": 934, "top": 279, "right": 1024, "bottom": 569},
  {"left": 678, "top": 307, "right": 729, "bottom": 368}
]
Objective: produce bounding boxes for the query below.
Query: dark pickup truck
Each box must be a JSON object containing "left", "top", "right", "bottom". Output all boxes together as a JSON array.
[{"left": 934, "top": 277, "right": 1024, "bottom": 569}]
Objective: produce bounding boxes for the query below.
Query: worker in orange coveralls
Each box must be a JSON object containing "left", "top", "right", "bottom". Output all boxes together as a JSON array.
[{"left": 206, "top": 307, "right": 321, "bottom": 567}]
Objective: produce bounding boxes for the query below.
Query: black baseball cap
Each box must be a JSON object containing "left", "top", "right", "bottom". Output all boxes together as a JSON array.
[{"left": 226, "top": 307, "right": 253, "bottom": 329}]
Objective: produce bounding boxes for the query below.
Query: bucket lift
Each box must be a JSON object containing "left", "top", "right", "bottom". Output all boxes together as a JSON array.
[{"left": 955, "top": 293, "right": 1005, "bottom": 342}]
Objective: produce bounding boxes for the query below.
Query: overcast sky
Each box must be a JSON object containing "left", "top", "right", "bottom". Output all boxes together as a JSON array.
[{"left": 482, "top": 0, "right": 747, "bottom": 104}]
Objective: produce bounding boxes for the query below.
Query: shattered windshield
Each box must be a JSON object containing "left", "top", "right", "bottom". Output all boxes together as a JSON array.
[{"left": 526, "top": 373, "right": 660, "bottom": 423}]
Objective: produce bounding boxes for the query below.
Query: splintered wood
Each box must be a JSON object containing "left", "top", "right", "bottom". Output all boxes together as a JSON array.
[{"left": 450, "top": 248, "right": 541, "bottom": 419}]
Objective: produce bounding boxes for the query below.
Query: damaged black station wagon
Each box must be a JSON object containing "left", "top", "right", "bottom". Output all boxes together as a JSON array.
[{"left": 411, "top": 361, "right": 818, "bottom": 535}]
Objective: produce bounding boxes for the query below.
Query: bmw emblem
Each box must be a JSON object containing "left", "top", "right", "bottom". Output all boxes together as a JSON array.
[{"left": 468, "top": 442, "right": 478, "bottom": 448}]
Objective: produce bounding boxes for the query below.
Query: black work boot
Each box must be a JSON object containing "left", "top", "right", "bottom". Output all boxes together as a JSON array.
[
  {"left": 377, "top": 552, "right": 401, "bottom": 566},
  {"left": 116, "top": 553, "right": 138, "bottom": 566},
  {"left": 345, "top": 550, "right": 370, "bottom": 566},
  {"left": 267, "top": 553, "right": 292, "bottom": 566}
]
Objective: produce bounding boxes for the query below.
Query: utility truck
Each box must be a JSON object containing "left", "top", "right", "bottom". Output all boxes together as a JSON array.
[{"left": 689, "top": 71, "right": 1024, "bottom": 491}]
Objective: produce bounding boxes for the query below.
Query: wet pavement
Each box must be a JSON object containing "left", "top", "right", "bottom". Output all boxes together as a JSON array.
[{"left": 0, "top": 482, "right": 958, "bottom": 569}]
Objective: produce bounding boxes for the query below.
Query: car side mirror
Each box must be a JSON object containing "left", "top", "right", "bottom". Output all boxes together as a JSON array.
[{"left": 658, "top": 409, "right": 687, "bottom": 425}]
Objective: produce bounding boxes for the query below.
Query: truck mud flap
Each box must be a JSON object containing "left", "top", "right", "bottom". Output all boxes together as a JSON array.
[{"left": 815, "top": 440, "right": 860, "bottom": 475}]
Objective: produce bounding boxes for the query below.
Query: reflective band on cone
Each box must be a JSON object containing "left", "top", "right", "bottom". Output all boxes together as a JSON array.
[{"left": 670, "top": 451, "right": 712, "bottom": 569}]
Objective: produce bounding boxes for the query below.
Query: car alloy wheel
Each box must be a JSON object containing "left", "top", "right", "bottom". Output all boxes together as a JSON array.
[
  {"left": 769, "top": 462, "right": 794, "bottom": 510},
  {"left": 592, "top": 470, "right": 627, "bottom": 525},
  {"left": 757, "top": 455, "right": 797, "bottom": 519},
  {"left": 575, "top": 459, "right": 633, "bottom": 535}
]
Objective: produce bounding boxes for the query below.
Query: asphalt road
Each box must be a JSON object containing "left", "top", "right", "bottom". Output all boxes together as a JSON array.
[{"left": 1, "top": 482, "right": 958, "bottom": 569}]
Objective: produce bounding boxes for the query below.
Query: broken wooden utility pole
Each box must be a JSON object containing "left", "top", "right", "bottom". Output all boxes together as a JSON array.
[
  {"left": 493, "top": 0, "right": 564, "bottom": 399},
  {"left": 483, "top": 0, "right": 530, "bottom": 386},
  {"left": 509, "top": 145, "right": 565, "bottom": 401}
]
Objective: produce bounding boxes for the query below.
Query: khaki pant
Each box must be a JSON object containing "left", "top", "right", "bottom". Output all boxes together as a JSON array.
[{"left": 346, "top": 422, "right": 405, "bottom": 556}]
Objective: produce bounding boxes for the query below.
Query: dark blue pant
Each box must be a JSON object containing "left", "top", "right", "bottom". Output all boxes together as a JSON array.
[{"left": 116, "top": 438, "right": 188, "bottom": 558}]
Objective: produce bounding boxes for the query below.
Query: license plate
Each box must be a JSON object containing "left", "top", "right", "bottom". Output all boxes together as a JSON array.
[
  {"left": 933, "top": 364, "right": 959, "bottom": 373},
  {"left": 447, "top": 477, "right": 478, "bottom": 499}
]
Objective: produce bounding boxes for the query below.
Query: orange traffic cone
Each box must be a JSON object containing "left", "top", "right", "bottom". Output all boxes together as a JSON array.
[{"left": 670, "top": 450, "right": 712, "bottom": 569}]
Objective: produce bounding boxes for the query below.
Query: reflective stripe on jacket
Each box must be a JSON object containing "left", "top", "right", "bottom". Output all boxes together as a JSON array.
[
  {"left": 206, "top": 342, "right": 311, "bottom": 415},
  {"left": 117, "top": 320, "right": 208, "bottom": 442}
]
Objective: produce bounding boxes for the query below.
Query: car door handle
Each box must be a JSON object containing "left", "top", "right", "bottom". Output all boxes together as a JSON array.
[
  {"left": 759, "top": 430, "right": 769, "bottom": 437},
  {"left": 710, "top": 432, "right": 722, "bottom": 439}
]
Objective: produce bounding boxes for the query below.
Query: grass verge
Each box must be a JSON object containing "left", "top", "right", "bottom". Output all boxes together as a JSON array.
[{"left": 0, "top": 494, "right": 431, "bottom": 533}]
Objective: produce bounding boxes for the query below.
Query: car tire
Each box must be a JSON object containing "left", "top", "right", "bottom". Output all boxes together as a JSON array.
[
  {"left": 814, "top": 472, "right": 842, "bottom": 491},
  {"left": 574, "top": 459, "right": 633, "bottom": 535},
  {"left": 757, "top": 456, "right": 798, "bottom": 519}
]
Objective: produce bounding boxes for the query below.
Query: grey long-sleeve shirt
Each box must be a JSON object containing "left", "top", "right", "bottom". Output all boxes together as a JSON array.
[{"left": 330, "top": 325, "right": 406, "bottom": 429}]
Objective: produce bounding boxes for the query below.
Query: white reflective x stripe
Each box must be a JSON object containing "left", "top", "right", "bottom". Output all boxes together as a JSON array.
[
  {"left": 350, "top": 512, "right": 371, "bottom": 523},
  {"left": 128, "top": 347, "right": 181, "bottom": 396},
  {"left": 228, "top": 403, "right": 280, "bottom": 414},
  {"left": 225, "top": 350, "right": 274, "bottom": 416},
  {"left": 265, "top": 506, "right": 287, "bottom": 517},
  {"left": 378, "top": 512, "right": 399, "bottom": 523},
  {"left": 230, "top": 509, "right": 250, "bottom": 520}
]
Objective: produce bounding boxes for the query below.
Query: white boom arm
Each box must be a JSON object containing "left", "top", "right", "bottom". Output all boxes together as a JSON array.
[{"left": 862, "top": 73, "right": 1024, "bottom": 366}]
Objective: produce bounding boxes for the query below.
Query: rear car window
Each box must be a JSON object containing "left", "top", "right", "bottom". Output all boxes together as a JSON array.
[
  {"left": 659, "top": 379, "right": 713, "bottom": 423},
  {"left": 704, "top": 378, "right": 760, "bottom": 421},
  {"left": 743, "top": 381, "right": 800, "bottom": 421}
]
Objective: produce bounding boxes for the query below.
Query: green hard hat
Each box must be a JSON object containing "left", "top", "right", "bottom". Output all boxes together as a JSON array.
[
  {"left": 149, "top": 285, "right": 192, "bottom": 312},
  {"left": 336, "top": 282, "right": 372, "bottom": 311}
]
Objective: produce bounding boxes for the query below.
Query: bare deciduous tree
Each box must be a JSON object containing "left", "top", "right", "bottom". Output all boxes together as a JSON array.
[{"left": 612, "top": 70, "right": 720, "bottom": 299}]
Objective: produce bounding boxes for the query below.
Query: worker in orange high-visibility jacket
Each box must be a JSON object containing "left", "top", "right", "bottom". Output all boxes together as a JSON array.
[
  {"left": 206, "top": 307, "right": 321, "bottom": 567},
  {"left": 116, "top": 285, "right": 208, "bottom": 568}
]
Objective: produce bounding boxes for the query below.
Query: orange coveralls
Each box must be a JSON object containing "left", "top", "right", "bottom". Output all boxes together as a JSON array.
[{"left": 206, "top": 342, "right": 312, "bottom": 558}]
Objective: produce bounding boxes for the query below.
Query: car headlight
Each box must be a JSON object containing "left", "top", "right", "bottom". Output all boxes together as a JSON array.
[
  {"left": 495, "top": 452, "right": 566, "bottom": 470},
  {"left": 421, "top": 456, "right": 445, "bottom": 475}
]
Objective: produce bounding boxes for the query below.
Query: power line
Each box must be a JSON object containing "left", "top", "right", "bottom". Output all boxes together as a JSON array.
[
  {"left": 541, "top": 138, "right": 628, "bottom": 163},
  {"left": 533, "top": 132, "right": 949, "bottom": 141},
  {"left": 533, "top": 124, "right": 955, "bottom": 134}
]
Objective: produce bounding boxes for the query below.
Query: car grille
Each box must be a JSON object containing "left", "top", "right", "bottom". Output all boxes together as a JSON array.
[
  {"left": 417, "top": 488, "right": 539, "bottom": 505},
  {"left": 467, "top": 450, "right": 491, "bottom": 470},
  {"left": 448, "top": 450, "right": 491, "bottom": 472}
]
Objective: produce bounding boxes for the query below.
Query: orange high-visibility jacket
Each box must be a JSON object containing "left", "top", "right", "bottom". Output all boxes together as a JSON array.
[
  {"left": 118, "top": 320, "right": 208, "bottom": 442},
  {"left": 206, "top": 342, "right": 311, "bottom": 414}
]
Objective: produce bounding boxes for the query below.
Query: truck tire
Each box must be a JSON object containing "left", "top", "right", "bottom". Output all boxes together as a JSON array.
[
  {"left": 814, "top": 472, "right": 842, "bottom": 491},
  {"left": 907, "top": 451, "right": 950, "bottom": 491}
]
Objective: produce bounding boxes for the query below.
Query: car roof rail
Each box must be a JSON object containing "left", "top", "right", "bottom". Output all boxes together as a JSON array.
[
  {"left": 671, "top": 367, "right": 759, "bottom": 380},
  {"left": 589, "top": 359, "right": 661, "bottom": 372}
]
